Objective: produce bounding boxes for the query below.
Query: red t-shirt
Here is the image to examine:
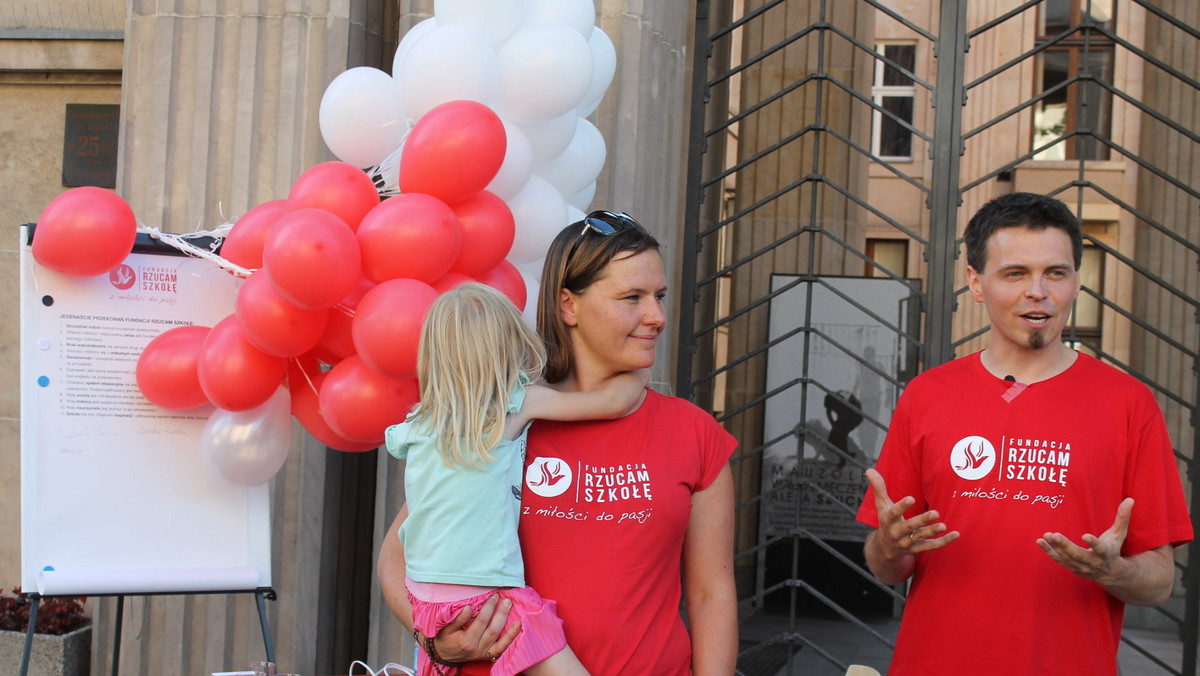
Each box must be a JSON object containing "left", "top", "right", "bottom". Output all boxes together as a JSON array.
[
  {"left": 856, "top": 352, "right": 1193, "bottom": 675},
  {"left": 460, "top": 390, "right": 736, "bottom": 675}
]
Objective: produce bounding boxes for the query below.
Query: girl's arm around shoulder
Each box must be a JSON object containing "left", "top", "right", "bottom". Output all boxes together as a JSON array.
[{"left": 516, "top": 369, "right": 650, "bottom": 427}]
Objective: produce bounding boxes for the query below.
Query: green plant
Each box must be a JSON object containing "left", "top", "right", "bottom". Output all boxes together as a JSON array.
[{"left": 0, "top": 588, "right": 89, "bottom": 635}]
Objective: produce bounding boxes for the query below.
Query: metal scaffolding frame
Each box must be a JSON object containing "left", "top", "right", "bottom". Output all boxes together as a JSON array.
[{"left": 681, "top": 1, "right": 1200, "bottom": 673}]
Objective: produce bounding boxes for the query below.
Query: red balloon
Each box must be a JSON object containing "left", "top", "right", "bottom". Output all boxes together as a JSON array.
[
  {"left": 431, "top": 272, "right": 473, "bottom": 294},
  {"left": 33, "top": 187, "right": 137, "bottom": 277},
  {"left": 314, "top": 276, "right": 376, "bottom": 364},
  {"left": 136, "top": 325, "right": 212, "bottom": 410},
  {"left": 352, "top": 279, "right": 438, "bottom": 380},
  {"left": 357, "top": 194, "right": 463, "bottom": 284},
  {"left": 448, "top": 191, "right": 515, "bottom": 276},
  {"left": 285, "top": 161, "right": 380, "bottom": 232},
  {"left": 476, "top": 260, "right": 527, "bottom": 311},
  {"left": 263, "top": 208, "right": 362, "bottom": 310},
  {"left": 221, "top": 200, "right": 286, "bottom": 270},
  {"left": 236, "top": 271, "right": 328, "bottom": 357},
  {"left": 197, "top": 316, "right": 288, "bottom": 411},
  {"left": 319, "top": 355, "right": 420, "bottom": 443},
  {"left": 398, "top": 101, "right": 506, "bottom": 204},
  {"left": 290, "top": 370, "right": 380, "bottom": 453}
]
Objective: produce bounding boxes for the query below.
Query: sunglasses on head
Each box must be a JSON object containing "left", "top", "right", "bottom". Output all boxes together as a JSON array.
[{"left": 578, "top": 210, "right": 641, "bottom": 238}]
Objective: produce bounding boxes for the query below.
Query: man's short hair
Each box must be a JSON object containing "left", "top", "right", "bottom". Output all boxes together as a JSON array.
[{"left": 964, "top": 192, "right": 1083, "bottom": 272}]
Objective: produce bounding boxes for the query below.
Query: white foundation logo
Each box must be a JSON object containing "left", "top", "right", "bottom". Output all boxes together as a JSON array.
[
  {"left": 526, "top": 457, "right": 573, "bottom": 498},
  {"left": 950, "top": 436, "right": 996, "bottom": 480}
]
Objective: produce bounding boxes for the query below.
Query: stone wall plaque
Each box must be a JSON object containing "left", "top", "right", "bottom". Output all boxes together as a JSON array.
[{"left": 62, "top": 104, "right": 119, "bottom": 188}]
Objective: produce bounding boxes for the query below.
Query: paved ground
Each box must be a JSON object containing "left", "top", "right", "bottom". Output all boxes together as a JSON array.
[{"left": 736, "top": 612, "right": 1190, "bottom": 676}]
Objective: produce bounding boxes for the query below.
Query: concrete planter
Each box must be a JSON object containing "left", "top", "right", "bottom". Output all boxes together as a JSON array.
[{"left": 0, "top": 624, "right": 91, "bottom": 676}]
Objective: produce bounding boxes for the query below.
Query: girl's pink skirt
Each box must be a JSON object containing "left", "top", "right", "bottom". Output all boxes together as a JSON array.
[{"left": 408, "top": 583, "right": 568, "bottom": 676}]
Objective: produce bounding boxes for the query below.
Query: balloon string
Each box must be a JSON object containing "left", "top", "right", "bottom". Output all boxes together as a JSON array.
[
  {"left": 137, "top": 221, "right": 254, "bottom": 278},
  {"left": 367, "top": 120, "right": 415, "bottom": 198},
  {"left": 289, "top": 356, "right": 321, "bottom": 400}
]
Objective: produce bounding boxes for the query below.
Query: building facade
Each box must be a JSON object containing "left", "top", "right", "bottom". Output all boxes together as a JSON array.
[{"left": 3, "top": 0, "right": 1197, "bottom": 673}]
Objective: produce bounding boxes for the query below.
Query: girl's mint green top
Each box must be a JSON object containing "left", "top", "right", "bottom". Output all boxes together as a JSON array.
[{"left": 385, "top": 372, "right": 531, "bottom": 587}]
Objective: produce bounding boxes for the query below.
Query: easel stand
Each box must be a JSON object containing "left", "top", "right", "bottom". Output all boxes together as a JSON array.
[{"left": 18, "top": 587, "right": 277, "bottom": 676}]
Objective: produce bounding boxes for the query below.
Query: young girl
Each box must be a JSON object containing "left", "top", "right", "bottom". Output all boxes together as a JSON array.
[{"left": 385, "top": 283, "right": 646, "bottom": 676}]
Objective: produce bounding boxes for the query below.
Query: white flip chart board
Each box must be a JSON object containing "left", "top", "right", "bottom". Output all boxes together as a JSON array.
[{"left": 19, "top": 226, "right": 271, "bottom": 596}]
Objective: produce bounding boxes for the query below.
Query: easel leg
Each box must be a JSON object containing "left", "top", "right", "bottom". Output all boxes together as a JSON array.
[
  {"left": 111, "top": 595, "right": 124, "bottom": 676},
  {"left": 255, "top": 590, "right": 275, "bottom": 664},
  {"left": 19, "top": 595, "right": 40, "bottom": 676}
]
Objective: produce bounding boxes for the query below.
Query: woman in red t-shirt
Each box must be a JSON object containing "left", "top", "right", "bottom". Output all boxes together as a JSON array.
[{"left": 378, "top": 210, "right": 737, "bottom": 675}]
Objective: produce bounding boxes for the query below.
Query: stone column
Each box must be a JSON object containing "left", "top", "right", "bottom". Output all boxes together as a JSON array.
[{"left": 92, "top": 2, "right": 380, "bottom": 674}]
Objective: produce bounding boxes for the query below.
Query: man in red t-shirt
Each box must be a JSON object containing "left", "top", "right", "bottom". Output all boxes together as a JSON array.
[{"left": 857, "top": 193, "right": 1193, "bottom": 675}]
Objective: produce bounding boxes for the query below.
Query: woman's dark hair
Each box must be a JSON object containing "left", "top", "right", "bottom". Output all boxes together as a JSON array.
[
  {"left": 536, "top": 212, "right": 660, "bottom": 383},
  {"left": 964, "top": 192, "right": 1083, "bottom": 272}
]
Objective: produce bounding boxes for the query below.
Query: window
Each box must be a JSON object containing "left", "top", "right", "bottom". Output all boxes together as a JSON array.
[
  {"left": 1066, "top": 244, "right": 1104, "bottom": 354},
  {"left": 1033, "top": 0, "right": 1114, "bottom": 161},
  {"left": 866, "top": 238, "right": 909, "bottom": 278},
  {"left": 871, "top": 44, "right": 916, "bottom": 161}
]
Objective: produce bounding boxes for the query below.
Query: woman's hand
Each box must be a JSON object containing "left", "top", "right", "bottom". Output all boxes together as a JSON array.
[{"left": 429, "top": 595, "right": 521, "bottom": 663}]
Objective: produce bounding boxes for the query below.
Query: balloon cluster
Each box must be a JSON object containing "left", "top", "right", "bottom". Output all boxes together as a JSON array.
[
  {"left": 318, "top": 0, "right": 615, "bottom": 308},
  {"left": 29, "top": 0, "right": 616, "bottom": 488},
  {"left": 138, "top": 142, "right": 528, "bottom": 469}
]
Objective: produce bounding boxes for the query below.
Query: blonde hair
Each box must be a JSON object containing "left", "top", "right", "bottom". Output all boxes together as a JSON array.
[{"left": 409, "top": 283, "right": 545, "bottom": 468}]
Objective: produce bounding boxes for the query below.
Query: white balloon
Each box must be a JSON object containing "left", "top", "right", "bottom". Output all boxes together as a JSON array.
[
  {"left": 577, "top": 27, "right": 617, "bottom": 117},
  {"left": 199, "top": 388, "right": 292, "bottom": 488},
  {"left": 515, "top": 256, "right": 546, "bottom": 277},
  {"left": 506, "top": 175, "right": 568, "bottom": 264},
  {"left": 566, "top": 181, "right": 597, "bottom": 212},
  {"left": 392, "top": 17, "right": 439, "bottom": 75},
  {"left": 535, "top": 118, "right": 606, "bottom": 197},
  {"left": 565, "top": 205, "right": 585, "bottom": 227},
  {"left": 520, "top": 110, "right": 579, "bottom": 164},
  {"left": 487, "top": 122, "right": 534, "bottom": 200},
  {"left": 319, "top": 67, "right": 409, "bottom": 168},
  {"left": 498, "top": 25, "right": 594, "bottom": 123},
  {"left": 435, "top": 0, "right": 526, "bottom": 48},
  {"left": 519, "top": 268, "right": 541, "bottom": 329},
  {"left": 394, "top": 25, "right": 499, "bottom": 120},
  {"left": 524, "top": 0, "right": 595, "bottom": 38}
]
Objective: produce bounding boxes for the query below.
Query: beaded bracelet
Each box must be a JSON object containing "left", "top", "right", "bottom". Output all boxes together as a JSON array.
[{"left": 411, "top": 628, "right": 461, "bottom": 676}]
